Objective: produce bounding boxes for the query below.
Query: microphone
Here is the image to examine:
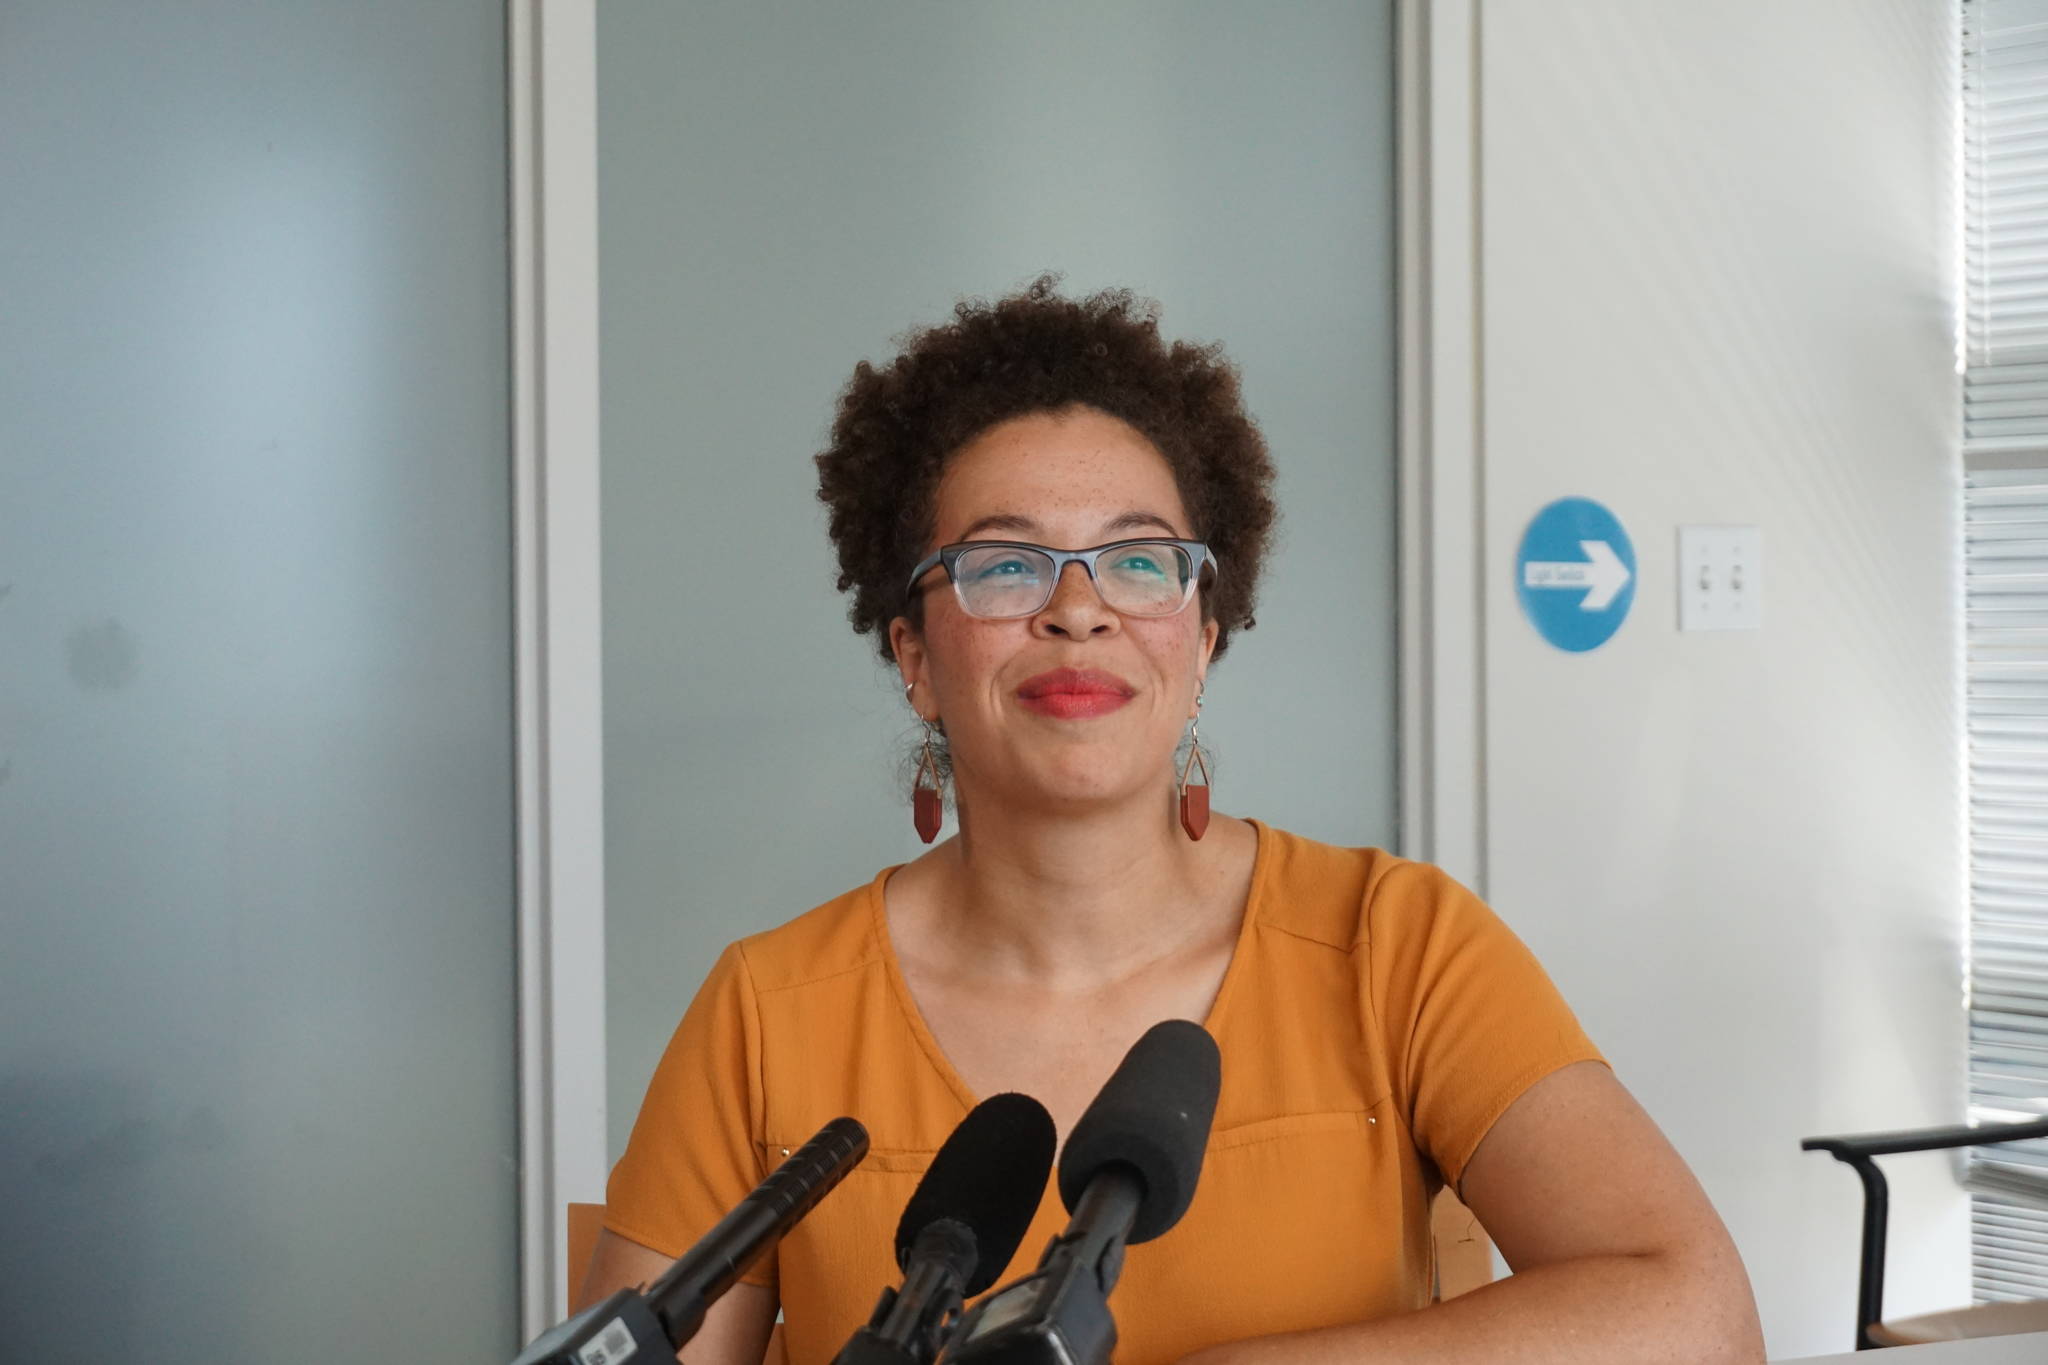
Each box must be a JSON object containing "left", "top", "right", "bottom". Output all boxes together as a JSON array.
[
  {"left": 833, "top": 1092, "right": 1057, "bottom": 1365},
  {"left": 940, "top": 1020, "right": 1221, "bottom": 1365},
  {"left": 509, "top": 1116, "right": 869, "bottom": 1365}
]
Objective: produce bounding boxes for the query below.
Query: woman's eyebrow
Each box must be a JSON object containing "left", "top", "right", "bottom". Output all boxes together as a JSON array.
[
  {"left": 957, "top": 513, "right": 1040, "bottom": 539},
  {"left": 1102, "top": 510, "right": 1185, "bottom": 536}
]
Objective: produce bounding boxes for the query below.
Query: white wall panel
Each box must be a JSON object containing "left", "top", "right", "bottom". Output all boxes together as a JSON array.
[{"left": 1477, "top": 2, "right": 1965, "bottom": 1356}]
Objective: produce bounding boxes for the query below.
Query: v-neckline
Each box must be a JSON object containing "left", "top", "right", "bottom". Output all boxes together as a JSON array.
[{"left": 867, "top": 818, "right": 1273, "bottom": 1114}]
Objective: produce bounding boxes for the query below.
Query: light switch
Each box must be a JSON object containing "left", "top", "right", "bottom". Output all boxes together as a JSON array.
[{"left": 1679, "top": 526, "right": 1762, "bottom": 631}]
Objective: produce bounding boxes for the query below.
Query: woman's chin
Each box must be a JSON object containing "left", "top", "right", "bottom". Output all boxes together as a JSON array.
[
  {"left": 1006, "top": 767, "right": 1166, "bottom": 816},
  {"left": 956, "top": 742, "right": 1179, "bottom": 817}
]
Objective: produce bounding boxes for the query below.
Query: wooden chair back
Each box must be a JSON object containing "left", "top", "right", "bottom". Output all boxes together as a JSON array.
[
  {"left": 1431, "top": 1186, "right": 1493, "bottom": 1300},
  {"left": 567, "top": 1202, "right": 606, "bottom": 1305}
]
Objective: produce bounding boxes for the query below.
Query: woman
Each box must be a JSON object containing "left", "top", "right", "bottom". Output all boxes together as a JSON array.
[{"left": 581, "top": 279, "right": 1765, "bottom": 1364}]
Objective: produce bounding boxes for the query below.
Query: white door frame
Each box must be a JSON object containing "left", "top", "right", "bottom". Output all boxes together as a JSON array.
[
  {"left": 506, "top": 0, "right": 1485, "bottom": 1339},
  {"left": 1396, "top": 0, "right": 1486, "bottom": 893},
  {"left": 509, "top": 0, "right": 607, "bottom": 1338}
]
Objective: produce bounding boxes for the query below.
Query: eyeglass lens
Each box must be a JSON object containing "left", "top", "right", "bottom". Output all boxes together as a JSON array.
[{"left": 951, "top": 542, "right": 1194, "bottom": 618}]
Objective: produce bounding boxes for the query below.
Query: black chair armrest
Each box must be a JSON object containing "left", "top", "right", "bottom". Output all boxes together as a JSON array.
[
  {"left": 1802, "top": 1113, "right": 2048, "bottom": 1348},
  {"left": 1801, "top": 1115, "right": 2048, "bottom": 1160}
]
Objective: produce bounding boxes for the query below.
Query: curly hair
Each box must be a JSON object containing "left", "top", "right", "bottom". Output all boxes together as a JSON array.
[{"left": 815, "top": 276, "right": 1278, "bottom": 664}]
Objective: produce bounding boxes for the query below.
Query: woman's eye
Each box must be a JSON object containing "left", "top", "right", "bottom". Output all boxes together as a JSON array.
[
  {"left": 973, "top": 557, "right": 1035, "bottom": 579},
  {"left": 1114, "top": 554, "right": 1166, "bottom": 576}
]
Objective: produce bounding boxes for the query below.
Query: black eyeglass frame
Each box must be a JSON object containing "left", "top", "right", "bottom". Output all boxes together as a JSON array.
[{"left": 903, "top": 537, "right": 1220, "bottom": 618}]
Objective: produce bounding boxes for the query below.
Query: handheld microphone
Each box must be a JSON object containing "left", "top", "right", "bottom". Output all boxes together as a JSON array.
[
  {"left": 509, "top": 1116, "right": 869, "bottom": 1365},
  {"left": 940, "top": 1020, "right": 1222, "bottom": 1365},
  {"left": 833, "top": 1093, "right": 1057, "bottom": 1365}
]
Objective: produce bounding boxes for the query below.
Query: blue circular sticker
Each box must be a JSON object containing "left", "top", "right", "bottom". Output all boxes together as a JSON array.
[{"left": 1514, "top": 498, "right": 1636, "bottom": 653}]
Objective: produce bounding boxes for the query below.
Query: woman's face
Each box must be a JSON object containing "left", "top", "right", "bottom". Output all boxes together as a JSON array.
[{"left": 890, "top": 406, "right": 1219, "bottom": 817}]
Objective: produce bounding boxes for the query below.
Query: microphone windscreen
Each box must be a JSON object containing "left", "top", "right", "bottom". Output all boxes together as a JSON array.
[
  {"left": 1056, "top": 1019, "right": 1221, "bottom": 1244},
  {"left": 895, "top": 1092, "right": 1057, "bottom": 1296}
]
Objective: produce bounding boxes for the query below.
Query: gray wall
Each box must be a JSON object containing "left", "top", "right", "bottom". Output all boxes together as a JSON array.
[
  {"left": 0, "top": 3, "right": 518, "bottom": 1359},
  {"left": 599, "top": 0, "right": 1397, "bottom": 1153}
]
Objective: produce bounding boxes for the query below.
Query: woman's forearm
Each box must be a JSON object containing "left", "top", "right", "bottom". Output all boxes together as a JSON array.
[{"left": 1179, "top": 1249, "right": 1766, "bottom": 1365}]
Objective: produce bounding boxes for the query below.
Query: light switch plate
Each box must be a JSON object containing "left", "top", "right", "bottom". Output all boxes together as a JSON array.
[{"left": 1679, "top": 525, "right": 1763, "bottom": 631}]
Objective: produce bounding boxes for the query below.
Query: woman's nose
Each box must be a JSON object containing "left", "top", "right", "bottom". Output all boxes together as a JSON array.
[{"left": 1033, "top": 561, "right": 1118, "bottom": 638}]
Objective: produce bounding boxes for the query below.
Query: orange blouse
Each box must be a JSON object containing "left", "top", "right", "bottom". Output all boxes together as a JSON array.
[{"left": 605, "top": 821, "right": 1605, "bottom": 1365}]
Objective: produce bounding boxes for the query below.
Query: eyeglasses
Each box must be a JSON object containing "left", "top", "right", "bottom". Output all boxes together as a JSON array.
[{"left": 904, "top": 538, "right": 1219, "bottom": 619}]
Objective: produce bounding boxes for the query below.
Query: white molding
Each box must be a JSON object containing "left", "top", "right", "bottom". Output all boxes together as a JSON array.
[
  {"left": 1397, "top": 0, "right": 1487, "bottom": 893},
  {"left": 511, "top": 0, "right": 607, "bottom": 1337}
]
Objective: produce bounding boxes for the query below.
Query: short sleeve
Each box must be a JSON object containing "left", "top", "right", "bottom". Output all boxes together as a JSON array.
[
  {"left": 605, "top": 941, "right": 776, "bottom": 1291},
  {"left": 1363, "top": 862, "right": 1606, "bottom": 1191}
]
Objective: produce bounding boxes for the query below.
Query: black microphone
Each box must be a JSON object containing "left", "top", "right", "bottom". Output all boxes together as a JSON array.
[
  {"left": 509, "top": 1116, "right": 869, "bottom": 1365},
  {"left": 940, "top": 1020, "right": 1221, "bottom": 1365},
  {"left": 834, "top": 1093, "right": 1057, "bottom": 1365}
]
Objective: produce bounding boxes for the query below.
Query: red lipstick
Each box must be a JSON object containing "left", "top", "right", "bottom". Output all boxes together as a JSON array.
[{"left": 1016, "top": 667, "right": 1136, "bottom": 719}]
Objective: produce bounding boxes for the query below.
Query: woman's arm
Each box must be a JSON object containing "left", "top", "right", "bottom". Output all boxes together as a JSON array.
[
  {"left": 1182, "top": 1062, "right": 1765, "bottom": 1365},
  {"left": 574, "top": 1228, "right": 780, "bottom": 1365}
]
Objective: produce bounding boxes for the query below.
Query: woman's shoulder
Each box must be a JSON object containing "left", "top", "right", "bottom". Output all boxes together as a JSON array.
[
  {"left": 723, "top": 864, "right": 897, "bottom": 996},
  {"left": 1250, "top": 820, "right": 1477, "bottom": 951}
]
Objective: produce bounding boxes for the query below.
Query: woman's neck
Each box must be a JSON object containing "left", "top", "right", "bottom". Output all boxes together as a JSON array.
[{"left": 907, "top": 786, "right": 1255, "bottom": 990}]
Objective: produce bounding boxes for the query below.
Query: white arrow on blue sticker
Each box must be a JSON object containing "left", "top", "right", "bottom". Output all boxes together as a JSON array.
[
  {"left": 1521, "top": 540, "right": 1632, "bottom": 611},
  {"left": 1514, "top": 498, "right": 1637, "bottom": 652}
]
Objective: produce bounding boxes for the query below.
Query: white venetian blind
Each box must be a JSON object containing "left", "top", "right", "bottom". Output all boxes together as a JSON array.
[{"left": 1966, "top": 0, "right": 2048, "bottom": 1304}]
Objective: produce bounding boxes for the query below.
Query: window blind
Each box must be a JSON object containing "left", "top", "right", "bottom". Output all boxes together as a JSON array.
[{"left": 1965, "top": 0, "right": 2048, "bottom": 1305}]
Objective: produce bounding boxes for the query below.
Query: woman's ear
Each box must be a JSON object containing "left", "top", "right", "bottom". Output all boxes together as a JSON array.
[
  {"left": 890, "top": 616, "right": 930, "bottom": 717},
  {"left": 1194, "top": 618, "right": 1220, "bottom": 702}
]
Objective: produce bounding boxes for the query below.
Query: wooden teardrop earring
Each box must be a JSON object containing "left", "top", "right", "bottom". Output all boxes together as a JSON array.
[
  {"left": 1177, "top": 687, "right": 1211, "bottom": 841},
  {"left": 907, "top": 681, "right": 944, "bottom": 844}
]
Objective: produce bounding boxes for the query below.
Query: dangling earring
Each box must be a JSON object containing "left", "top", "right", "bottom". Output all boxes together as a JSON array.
[
  {"left": 1177, "top": 688, "right": 1211, "bottom": 841},
  {"left": 907, "top": 681, "right": 944, "bottom": 844},
  {"left": 912, "top": 722, "right": 944, "bottom": 844}
]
